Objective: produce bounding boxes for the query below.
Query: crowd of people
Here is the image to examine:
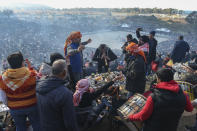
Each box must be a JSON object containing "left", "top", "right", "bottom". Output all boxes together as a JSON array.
[{"left": 0, "top": 28, "right": 197, "bottom": 131}]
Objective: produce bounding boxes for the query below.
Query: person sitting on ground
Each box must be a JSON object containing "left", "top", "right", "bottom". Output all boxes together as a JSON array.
[
  {"left": 73, "top": 75, "right": 122, "bottom": 108},
  {"left": 0, "top": 52, "right": 40, "bottom": 131},
  {"left": 128, "top": 68, "right": 193, "bottom": 131},
  {"left": 73, "top": 75, "right": 122, "bottom": 129},
  {"left": 36, "top": 59, "right": 78, "bottom": 131},
  {"left": 92, "top": 44, "right": 117, "bottom": 73},
  {"left": 39, "top": 53, "right": 65, "bottom": 76},
  {"left": 124, "top": 42, "right": 146, "bottom": 97}
]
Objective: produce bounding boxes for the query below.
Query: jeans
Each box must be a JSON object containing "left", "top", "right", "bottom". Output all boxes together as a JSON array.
[{"left": 10, "top": 105, "right": 40, "bottom": 131}]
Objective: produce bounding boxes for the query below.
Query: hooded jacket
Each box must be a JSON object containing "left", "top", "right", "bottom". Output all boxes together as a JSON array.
[
  {"left": 129, "top": 80, "right": 193, "bottom": 131},
  {"left": 0, "top": 67, "right": 37, "bottom": 109},
  {"left": 36, "top": 76, "right": 78, "bottom": 131}
]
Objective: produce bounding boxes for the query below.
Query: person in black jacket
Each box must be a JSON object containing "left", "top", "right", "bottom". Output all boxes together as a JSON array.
[
  {"left": 92, "top": 44, "right": 117, "bottom": 73},
  {"left": 36, "top": 60, "right": 79, "bottom": 131},
  {"left": 171, "top": 36, "right": 190, "bottom": 63},
  {"left": 136, "top": 28, "right": 158, "bottom": 74},
  {"left": 136, "top": 28, "right": 158, "bottom": 63},
  {"left": 73, "top": 75, "right": 122, "bottom": 129},
  {"left": 124, "top": 42, "right": 146, "bottom": 97}
]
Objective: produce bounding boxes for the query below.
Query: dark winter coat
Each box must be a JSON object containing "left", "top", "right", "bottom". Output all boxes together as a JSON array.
[
  {"left": 124, "top": 55, "right": 146, "bottom": 93},
  {"left": 36, "top": 76, "right": 78, "bottom": 131},
  {"left": 149, "top": 39, "right": 157, "bottom": 62},
  {"left": 171, "top": 40, "right": 190, "bottom": 63},
  {"left": 92, "top": 47, "right": 117, "bottom": 64}
]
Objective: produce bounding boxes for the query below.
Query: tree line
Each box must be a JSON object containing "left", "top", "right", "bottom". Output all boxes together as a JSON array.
[
  {"left": 0, "top": 9, "right": 14, "bottom": 18},
  {"left": 62, "top": 8, "right": 184, "bottom": 15}
]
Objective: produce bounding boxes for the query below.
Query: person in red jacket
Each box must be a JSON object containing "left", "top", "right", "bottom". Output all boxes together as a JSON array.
[{"left": 128, "top": 68, "right": 193, "bottom": 131}]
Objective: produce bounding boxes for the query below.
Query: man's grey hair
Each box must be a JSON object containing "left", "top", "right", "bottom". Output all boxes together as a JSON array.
[{"left": 52, "top": 59, "right": 67, "bottom": 75}]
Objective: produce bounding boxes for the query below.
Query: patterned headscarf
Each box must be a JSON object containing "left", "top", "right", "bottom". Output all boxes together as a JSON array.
[
  {"left": 73, "top": 79, "right": 90, "bottom": 106},
  {"left": 126, "top": 42, "right": 147, "bottom": 63},
  {"left": 64, "top": 31, "right": 82, "bottom": 56}
]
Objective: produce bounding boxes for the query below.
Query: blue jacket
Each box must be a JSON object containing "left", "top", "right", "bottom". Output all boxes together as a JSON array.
[
  {"left": 36, "top": 76, "right": 78, "bottom": 131},
  {"left": 171, "top": 40, "right": 190, "bottom": 63},
  {"left": 69, "top": 43, "right": 82, "bottom": 73}
]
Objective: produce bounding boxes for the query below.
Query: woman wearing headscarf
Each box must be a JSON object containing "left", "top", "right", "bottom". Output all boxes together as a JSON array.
[{"left": 124, "top": 42, "right": 146, "bottom": 97}]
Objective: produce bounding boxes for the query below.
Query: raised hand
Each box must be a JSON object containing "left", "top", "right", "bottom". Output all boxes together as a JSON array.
[
  {"left": 78, "top": 45, "right": 85, "bottom": 52},
  {"left": 25, "top": 59, "right": 32, "bottom": 69},
  {"left": 86, "top": 38, "right": 92, "bottom": 44}
]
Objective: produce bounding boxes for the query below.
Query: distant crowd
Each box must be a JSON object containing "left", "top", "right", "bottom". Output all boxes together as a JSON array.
[{"left": 1, "top": 28, "right": 197, "bottom": 131}]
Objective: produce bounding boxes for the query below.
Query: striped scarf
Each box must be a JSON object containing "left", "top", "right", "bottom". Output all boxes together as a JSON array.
[{"left": 126, "top": 42, "right": 147, "bottom": 63}]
